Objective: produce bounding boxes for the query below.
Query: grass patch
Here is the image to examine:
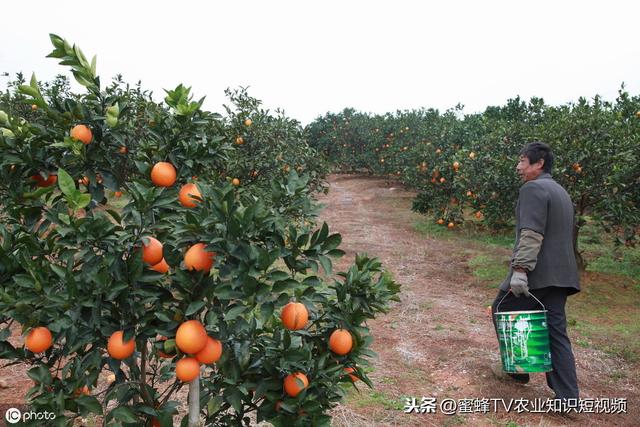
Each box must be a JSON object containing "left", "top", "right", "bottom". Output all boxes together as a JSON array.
[
  {"left": 344, "top": 388, "right": 406, "bottom": 411},
  {"left": 468, "top": 255, "right": 508, "bottom": 285}
]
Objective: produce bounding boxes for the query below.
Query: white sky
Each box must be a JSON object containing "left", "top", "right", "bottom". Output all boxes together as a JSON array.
[{"left": 1, "top": 0, "right": 639, "bottom": 125}]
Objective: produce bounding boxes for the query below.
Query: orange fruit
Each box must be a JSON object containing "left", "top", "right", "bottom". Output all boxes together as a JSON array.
[
  {"left": 235, "top": 136, "right": 244, "bottom": 145},
  {"left": 70, "top": 124, "right": 92, "bottom": 144},
  {"left": 453, "top": 161, "right": 460, "bottom": 170},
  {"left": 435, "top": 148, "right": 442, "bottom": 154},
  {"left": 150, "top": 258, "right": 169, "bottom": 274},
  {"left": 118, "top": 146, "right": 128, "bottom": 154},
  {"left": 74, "top": 385, "right": 91, "bottom": 397},
  {"left": 184, "top": 243, "right": 215, "bottom": 272},
  {"left": 448, "top": 222, "right": 455, "bottom": 229},
  {"left": 244, "top": 119, "right": 252, "bottom": 127},
  {"left": 114, "top": 191, "right": 123, "bottom": 198},
  {"left": 175, "top": 357, "right": 200, "bottom": 382},
  {"left": 78, "top": 176, "right": 89, "bottom": 186},
  {"left": 232, "top": 178, "right": 240, "bottom": 186},
  {"left": 31, "top": 104, "right": 38, "bottom": 111},
  {"left": 150, "top": 162, "right": 177, "bottom": 187},
  {"left": 475, "top": 211, "right": 483, "bottom": 219},
  {"left": 31, "top": 173, "right": 57, "bottom": 187},
  {"left": 142, "top": 236, "right": 163, "bottom": 266},
  {"left": 343, "top": 367, "right": 359, "bottom": 382},
  {"left": 195, "top": 337, "right": 223, "bottom": 364},
  {"left": 25, "top": 326, "right": 53, "bottom": 353},
  {"left": 469, "top": 152, "right": 476, "bottom": 159},
  {"left": 437, "top": 219, "right": 444, "bottom": 225},
  {"left": 280, "top": 302, "right": 309, "bottom": 330},
  {"left": 107, "top": 331, "right": 135, "bottom": 360},
  {"left": 156, "top": 335, "right": 175, "bottom": 358},
  {"left": 283, "top": 372, "right": 309, "bottom": 397},
  {"left": 439, "top": 177, "right": 446, "bottom": 183},
  {"left": 175, "top": 320, "right": 208, "bottom": 354},
  {"left": 466, "top": 191, "right": 473, "bottom": 197},
  {"left": 329, "top": 329, "right": 353, "bottom": 355},
  {"left": 178, "top": 183, "right": 202, "bottom": 208}
]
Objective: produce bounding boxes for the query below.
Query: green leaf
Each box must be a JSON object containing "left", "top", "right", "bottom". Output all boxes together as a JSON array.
[
  {"left": 76, "top": 395, "right": 103, "bottom": 416},
  {"left": 57, "top": 168, "right": 76, "bottom": 196},
  {"left": 110, "top": 406, "right": 139, "bottom": 423},
  {"left": 74, "top": 193, "right": 91, "bottom": 209},
  {"left": 223, "top": 305, "right": 247, "bottom": 321},
  {"left": 185, "top": 301, "right": 206, "bottom": 316}
]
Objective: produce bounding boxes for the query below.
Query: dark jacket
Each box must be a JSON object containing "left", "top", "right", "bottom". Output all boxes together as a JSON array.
[{"left": 500, "top": 173, "right": 580, "bottom": 294}]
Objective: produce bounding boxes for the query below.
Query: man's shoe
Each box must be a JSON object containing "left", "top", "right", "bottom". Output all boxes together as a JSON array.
[{"left": 490, "top": 362, "right": 530, "bottom": 384}]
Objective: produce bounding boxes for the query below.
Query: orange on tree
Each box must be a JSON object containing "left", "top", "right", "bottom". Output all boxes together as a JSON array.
[
  {"left": 469, "top": 151, "right": 476, "bottom": 159},
  {"left": 107, "top": 331, "right": 135, "bottom": 360},
  {"left": 175, "top": 319, "right": 208, "bottom": 354},
  {"left": 448, "top": 222, "right": 455, "bottom": 229},
  {"left": 150, "top": 258, "right": 169, "bottom": 274},
  {"left": 244, "top": 118, "right": 252, "bottom": 126},
  {"left": 466, "top": 191, "right": 473, "bottom": 197},
  {"left": 74, "top": 385, "right": 91, "bottom": 397},
  {"left": 283, "top": 372, "right": 309, "bottom": 397},
  {"left": 70, "top": 124, "right": 92, "bottom": 144},
  {"left": 178, "top": 183, "right": 202, "bottom": 208},
  {"left": 156, "top": 335, "right": 175, "bottom": 358},
  {"left": 475, "top": 211, "right": 483, "bottom": 219},
  {"left": 114, "top": 191, "right": 123, "bottom": 198},
  {"left": 175, "top": 357, "right": 200, "bottom": 382},
  {"left": 280, "top": 302, "right": 308, "bottom": 330},
  {"left": 150, "top": 162, "right": 177, "bottom": 187},
  {"left": 232, "top": 178, "right": 240, "bottom": 186},
  {"left": 31, "top": 104, "right": 38, "bottom": 111},
  {"left": 142, "top": 236, "right": 163, "bottom": 266},
  {"left": 25, "top": 326, "right": 53, "bottom": 353},
  {"left": 437, "top": 218, "right": 444, "bottom": 225},
  {"left": 78, "top": 176, "right": 89, "bottom": 186},
  {"left": 31, "top": 173, "right": 57, "bottom": 187},
  {"left": 118, "top": 146, "right": 128, "bottom": 154},
  {"left": 235, "top": 136, "right": 244, "bottom": 145},
  {"left": 195, "top": 337, "right": 222, "bottom": 364},
  {"left": 439, "top": 177, "right": 446, "bottom": 183},
  {"left": 343, "top": 367, "right": 359, "bottom": 382},
  {"left": 329, "top": 329, "right": 353, "bottom": 355},
  {"left": 184, "top": 243, "right": 215, "bottom": 272}
]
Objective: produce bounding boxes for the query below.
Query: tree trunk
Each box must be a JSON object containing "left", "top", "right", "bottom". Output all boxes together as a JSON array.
[
  {"left": 188, "top": 375, "right": 200, "bottom": 427},
  {"left": 573, "top": 216, "right": 586, "bottom": 273}
]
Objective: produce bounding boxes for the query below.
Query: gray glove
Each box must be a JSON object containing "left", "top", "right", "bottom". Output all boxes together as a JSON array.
[{"left": 510, "top": 271, "right": 530, "bottom": 297}]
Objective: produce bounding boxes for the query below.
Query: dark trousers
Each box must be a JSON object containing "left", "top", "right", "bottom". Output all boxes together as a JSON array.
[{"left": 492, "top": 286, "right": 579, "bottom": 399}]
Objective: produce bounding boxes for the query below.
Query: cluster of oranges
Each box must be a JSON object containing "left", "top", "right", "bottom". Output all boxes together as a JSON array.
[{"left": 279, "top": 302, "right": 357, "bottom": 399}]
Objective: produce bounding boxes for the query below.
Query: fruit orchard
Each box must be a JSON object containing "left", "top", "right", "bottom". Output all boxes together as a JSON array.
[
  {"left": 0, "top": 35, "right": 400, "bottom": 426},
  {"left": 305, "top": 96, "right": 640, "bottom": 270}
]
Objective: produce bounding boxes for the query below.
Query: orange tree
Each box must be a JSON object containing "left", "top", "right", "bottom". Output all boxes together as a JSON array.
[
  {"left": 0, "top": 35, "right": 400, "bottom": 426},
  {"left": 306, "top": 94, "right": 640, "bottom": 268}
]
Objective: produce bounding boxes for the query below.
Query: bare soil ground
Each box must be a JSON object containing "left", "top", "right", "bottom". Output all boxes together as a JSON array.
[{"left": 319, "top": 174, "right": 638, "bottom": 427}]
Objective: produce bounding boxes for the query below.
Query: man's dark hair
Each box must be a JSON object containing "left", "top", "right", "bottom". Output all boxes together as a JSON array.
[{"left": 519, "top": 141, "right": 553, "bottom": 173}]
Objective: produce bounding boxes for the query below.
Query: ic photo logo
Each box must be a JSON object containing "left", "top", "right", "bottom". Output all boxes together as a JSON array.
[
  {"left": 2, "top": 406, "right": 56, "bottom": 424},
  {"left": 4, "top": 407, "right": 21, "bottom": 424}
]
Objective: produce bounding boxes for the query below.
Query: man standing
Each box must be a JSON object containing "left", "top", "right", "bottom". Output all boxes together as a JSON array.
[{"left": 491, "top": 141, "right": 580, "bottom": 400}]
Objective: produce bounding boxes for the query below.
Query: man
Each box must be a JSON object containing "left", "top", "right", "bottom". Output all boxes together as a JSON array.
[{"left": 491, "top": 141, "right": 580, "bottom": 400}]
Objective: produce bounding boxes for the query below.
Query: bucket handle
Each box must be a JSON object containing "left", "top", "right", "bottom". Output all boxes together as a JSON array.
[{"left": 496, "top": 289, "right": 546, "bottom": 313}]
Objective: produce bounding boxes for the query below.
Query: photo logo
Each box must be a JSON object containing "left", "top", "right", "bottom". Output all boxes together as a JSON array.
[{"left": 4, "top": 407, "right": 21, "bottom": 424}]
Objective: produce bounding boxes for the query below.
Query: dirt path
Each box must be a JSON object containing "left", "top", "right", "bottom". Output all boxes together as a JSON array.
[{"left": 319, "top": 174, "right": 638, "bottom": 427}]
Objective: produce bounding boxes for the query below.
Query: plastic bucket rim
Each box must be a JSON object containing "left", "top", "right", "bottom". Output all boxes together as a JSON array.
[{"left": 495, "top": 310, "right": 547, "bottom": 315}]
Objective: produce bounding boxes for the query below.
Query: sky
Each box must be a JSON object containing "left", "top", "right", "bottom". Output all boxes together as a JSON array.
[{"left": 1, "top": 0, "right": 639, "bottom": 125}]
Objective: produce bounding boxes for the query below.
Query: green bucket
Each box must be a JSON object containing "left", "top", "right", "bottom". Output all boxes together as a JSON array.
[{"left": 494, "top": 292, "right": 552, "bottom": 373}]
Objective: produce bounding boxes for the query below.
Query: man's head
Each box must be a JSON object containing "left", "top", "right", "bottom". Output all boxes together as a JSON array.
[{"left": 517, "top": 141, "right": 553, "bottom": 182}]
